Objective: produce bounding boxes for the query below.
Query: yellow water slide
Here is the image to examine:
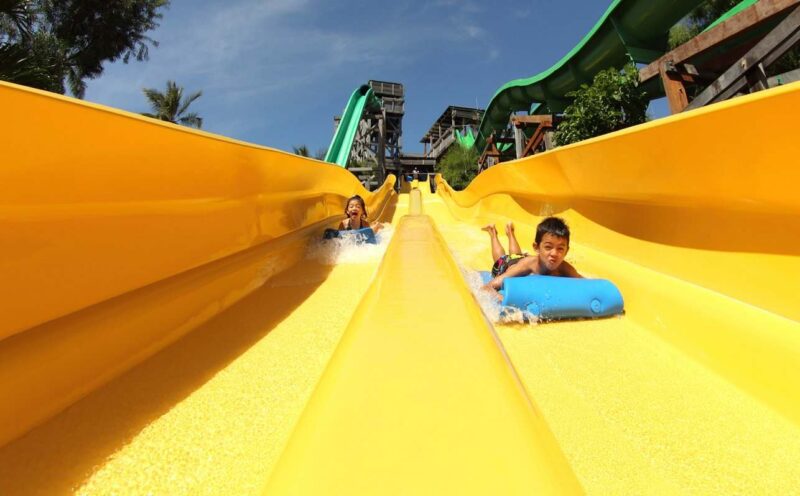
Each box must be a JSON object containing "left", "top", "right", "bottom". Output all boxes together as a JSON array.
[{"left": 1, "top": 79, "right": 800, "bottom": 495}]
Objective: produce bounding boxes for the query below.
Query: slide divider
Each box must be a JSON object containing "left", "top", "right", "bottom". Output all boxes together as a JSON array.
[{"left": 263, "top": 212, "right": 582, "bottom": 495}]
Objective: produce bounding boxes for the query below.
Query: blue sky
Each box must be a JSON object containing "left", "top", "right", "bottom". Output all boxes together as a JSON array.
[{"left": 84, "top": 0, "right": 669, "bottom": 155}]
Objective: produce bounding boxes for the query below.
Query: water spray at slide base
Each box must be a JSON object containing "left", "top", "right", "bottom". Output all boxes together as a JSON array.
[{"left": 2, "top": 0, "right": 800, "bottom": 494}]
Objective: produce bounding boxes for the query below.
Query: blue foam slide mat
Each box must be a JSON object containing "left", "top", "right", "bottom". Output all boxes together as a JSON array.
[
  {"left": 323, "top": 227, "right": 377, "bottom": 244},
  {"left": 479, "top": 271, "right": 624, "bottom": 319}
]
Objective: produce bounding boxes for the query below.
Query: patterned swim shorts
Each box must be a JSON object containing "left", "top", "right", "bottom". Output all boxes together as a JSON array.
[{"left": 491, "top": 253, "right": 528, "bottom": 277}]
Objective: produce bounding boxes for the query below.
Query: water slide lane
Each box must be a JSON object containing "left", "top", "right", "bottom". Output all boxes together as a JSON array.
[
  {"left": 323, "top": 84, "right": 380, "bottom": 166},
  {"left": 426, "top": 185, "right": 800, "bottom": 494},
  {"left": 0, "top": 80, "right": 398, "bottom": 493},
  {"left": 430, "top": 82, "right": 800, "bottom": 493}
]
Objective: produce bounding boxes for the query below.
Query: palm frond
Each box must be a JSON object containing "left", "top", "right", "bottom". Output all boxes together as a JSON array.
[
  {"left": 66, "top": 64, "right": 86, "bottom": 98},
  {"left": 142, "top": 80, "right": 203, "bottom": 128},
  {"left": 178, "top": 112, "right": 202, "bottom": 129},
  {"left": 0, "top": 42, "right": 54, "bottom": 88},
  {"left": 177, "top": 90, "right": 201, "bottom": 117},
  {"left": 0, "top": 0, "right": 34, "bottom": 38},
  {"left": 142, "top": 87, "right": 167, "bottom": 115}
]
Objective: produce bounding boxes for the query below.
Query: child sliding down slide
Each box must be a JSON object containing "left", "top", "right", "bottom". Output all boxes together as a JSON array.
[
  {"left": 338, "top": 195, "right": 384, "bottom": 233},
  {"left": 482, "top": 217, "right": 581, "bottom": 301},
  {"left": 323, "top": 195, "right": 384, "bottom": 244}
]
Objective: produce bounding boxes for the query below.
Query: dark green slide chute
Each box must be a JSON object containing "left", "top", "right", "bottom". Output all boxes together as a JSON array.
[
  {"left": 324, "top": 85, "right": 380, "bottom": 167},
  {"left": 464, "top": 0, "right": 708, "bottom": 153}
]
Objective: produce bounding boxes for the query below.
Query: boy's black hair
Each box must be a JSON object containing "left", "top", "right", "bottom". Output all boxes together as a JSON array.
[
  {"left": 345, "top": 195, "right": 368, "bottom": 219},
  {"left": 535, "top": 216, "right": 570, "bottom": 245}
]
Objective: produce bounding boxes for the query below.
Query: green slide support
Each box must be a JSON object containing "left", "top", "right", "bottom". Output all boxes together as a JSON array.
[
  {"left": 324, "top": 85, "right": 380, "bottom": 167},
  {"left": 464, "top": 0, "right": 708, "bottom": 153}
]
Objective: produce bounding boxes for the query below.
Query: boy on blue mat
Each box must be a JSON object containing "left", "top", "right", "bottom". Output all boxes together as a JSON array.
[
  {"left": 338, "top": 195, "right": 384, "bottom": 233},
  {"left": 481, "top": 217, "right": 581, "bottom": 299}
]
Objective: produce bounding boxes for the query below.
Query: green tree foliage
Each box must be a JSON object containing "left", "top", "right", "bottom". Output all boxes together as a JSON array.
[
  {"left": 436, "top": 143, "right": 479, "bottom": 190},
  {"left": 0, "top": 0, "right": 168, "bottom": 96},
  {"left": 668, "top": 22, "right": 700, "bottom": 49},
  {"left": 141, "top": 80, "right": 202, "bottom": 128},
  {"left": 668, "top": 0, "right": 799, "bottom": 75},
  {"left": 0, "top": 0, "right": 58, "bottom": 90},
  {"left": 554, "top": 63, "right": 649, "bottom": 146}
]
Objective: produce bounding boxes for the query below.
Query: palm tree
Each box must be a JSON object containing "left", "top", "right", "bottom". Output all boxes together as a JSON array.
[
  {"left": 141, "top": 80, "right": 203, "bottom": 128},
  {"left": 292, "top": 145, "right": 310, "bottom": 157}
]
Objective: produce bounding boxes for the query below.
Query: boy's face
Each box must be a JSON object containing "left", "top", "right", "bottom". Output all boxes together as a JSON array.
[
  {"left": 535, "top": 233, "right": 569, "bottom": 272},
  {"left": 346, "top": 200, "right": 363, "bottom": 218}
]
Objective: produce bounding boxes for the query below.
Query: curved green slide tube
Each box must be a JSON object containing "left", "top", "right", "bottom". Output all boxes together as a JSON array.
[
  {"left": 464, "top": 0, "right": 709, "bottom": 152},
  {"left": 324, "top": 85, "right": 380, "bottom": 167}
]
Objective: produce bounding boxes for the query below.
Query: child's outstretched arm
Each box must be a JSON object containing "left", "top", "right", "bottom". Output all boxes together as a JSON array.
[
  {"left": 481, "top": 284, "right": 504, "bottom": 301},
  {"left": 481, "top": 259, "right": 534, "bottom": 300},
  {"left": 370, "top": 220, "right": 384, "bottom": 233}
]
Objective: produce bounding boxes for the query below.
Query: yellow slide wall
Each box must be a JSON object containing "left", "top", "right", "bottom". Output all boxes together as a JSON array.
[{"left": 0, "top": 81, "right": 395, "bottom": 447}]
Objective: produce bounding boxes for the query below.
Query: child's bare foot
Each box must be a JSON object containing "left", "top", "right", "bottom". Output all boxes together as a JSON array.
[
  {"left": 481, "top": 224, "right": 497, "bottom": 236},
  {"left": 505, "top": 222, "right": 515, "bottom": 237}
]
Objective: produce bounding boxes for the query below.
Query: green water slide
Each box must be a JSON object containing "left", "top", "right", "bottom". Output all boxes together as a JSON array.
[
  {"left": 464, "top": 0, "right": 710, "bottom": 153},
  {"left": 324, "top": 84, "right": 381, "bottom": 167}
]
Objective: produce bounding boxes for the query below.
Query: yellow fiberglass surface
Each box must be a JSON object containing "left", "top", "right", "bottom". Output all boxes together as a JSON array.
[
  {"left": 0, "top": 80, "right": 396, "bottom": 451},
  {"left": 1, "top": 79, "right": 800, "bottom": 495}
]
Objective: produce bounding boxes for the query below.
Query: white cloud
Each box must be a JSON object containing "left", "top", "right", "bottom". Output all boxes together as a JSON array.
[
  {"left": 465, "top": 25, "right": 485, "bottom": 39},
  {"left": 83, "top": 0, "right": 504, "bottom": 143}
]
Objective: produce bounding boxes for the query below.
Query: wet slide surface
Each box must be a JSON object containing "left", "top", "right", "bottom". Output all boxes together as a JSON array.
[
  {"left": 0, "top": 199, "right": 406, "bottom": 495},
  {"left": 425, "top": 188, "right": 800, "bottom": 494}
]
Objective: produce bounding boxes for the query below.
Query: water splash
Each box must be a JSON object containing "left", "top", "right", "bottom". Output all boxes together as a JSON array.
[
  {"left": 306, "top": 225, "right": 394, "bottom": 265},
  {"left": 458, "top": 265, "right": 538, "bottom": 325}
]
